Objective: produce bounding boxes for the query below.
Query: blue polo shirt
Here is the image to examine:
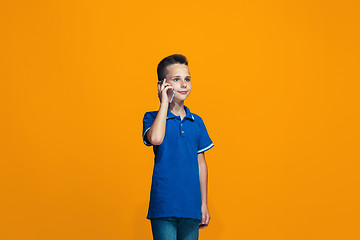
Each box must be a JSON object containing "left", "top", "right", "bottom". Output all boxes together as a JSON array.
[{"left": 142, "top": 105, "right": 214, "bottom": 220}]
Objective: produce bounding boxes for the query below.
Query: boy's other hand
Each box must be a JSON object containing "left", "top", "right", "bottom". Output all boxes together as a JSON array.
[
  {"left": 158, "top": 77, "right": 174, "bottom": 104},
  {"left": 199, "top": 204, "right": 210, "bottom": 229}
]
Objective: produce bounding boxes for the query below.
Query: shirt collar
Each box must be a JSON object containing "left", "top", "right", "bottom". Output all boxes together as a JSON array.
[{"left": 167, "top": 105, "right": 195, "bottom": 121}]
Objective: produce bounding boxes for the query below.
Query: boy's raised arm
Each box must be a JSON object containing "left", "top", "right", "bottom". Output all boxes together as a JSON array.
[
  {"left": 146, "top": 102, "right": 168, "bottom": 145},
  {"left": 146, "top": 78, "right": 173, "bottom": 145}
]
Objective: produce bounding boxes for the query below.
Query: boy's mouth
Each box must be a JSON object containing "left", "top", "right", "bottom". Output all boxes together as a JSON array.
[{"left": 178, "top": 91, "right": 188, "bottom": 94}]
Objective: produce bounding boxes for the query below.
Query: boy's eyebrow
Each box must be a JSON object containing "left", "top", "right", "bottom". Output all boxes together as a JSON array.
[{"left": 172, "top": 75, "right": 191, "bottom": 78}]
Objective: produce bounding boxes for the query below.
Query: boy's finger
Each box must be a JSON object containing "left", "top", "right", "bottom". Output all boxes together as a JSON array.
[
  {"left": 163, "top": 85, "right": 173, "bottom": 93},
  {"left": 163, "top": 84, "right": 173, "bottom": 91},
  {"left": 162, "top": 78, "right": 166, "bottom": 88}
]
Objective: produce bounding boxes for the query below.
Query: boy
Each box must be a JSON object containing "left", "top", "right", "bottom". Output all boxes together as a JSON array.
[{"left": 142, "top": 54, "right": 214, "bottom": 240}]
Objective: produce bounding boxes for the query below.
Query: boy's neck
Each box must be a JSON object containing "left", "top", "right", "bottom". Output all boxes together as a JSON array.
[{"left": 169, "top": 101, "right": 186, "bottom": 115}]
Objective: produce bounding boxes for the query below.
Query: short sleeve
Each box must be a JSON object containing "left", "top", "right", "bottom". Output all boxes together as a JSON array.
[
  {"left": 197, "top": 117, "right": 214, "bottom": 154},
  {"left": 142, "top": 112, "right": 155, "bottom": 146}
]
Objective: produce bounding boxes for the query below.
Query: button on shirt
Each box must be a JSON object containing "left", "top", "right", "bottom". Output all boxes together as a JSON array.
[{"left": 142, "top": 105, "right": 214, "bottom": 220}]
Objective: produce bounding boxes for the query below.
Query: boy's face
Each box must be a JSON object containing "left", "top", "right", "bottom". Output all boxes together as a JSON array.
[{"left": 164, "top": 63, "right": 191, "bottom": 103}]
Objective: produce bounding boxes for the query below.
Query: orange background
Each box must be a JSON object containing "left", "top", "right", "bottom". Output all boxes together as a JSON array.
[{"left": 1, "top": 0, "right": 359, "bottom": 239}]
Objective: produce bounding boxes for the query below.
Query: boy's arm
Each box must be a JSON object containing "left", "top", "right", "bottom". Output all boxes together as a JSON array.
[
  {"left": 146, "top": 102, "right": 169, "bottom": 145},
  {"left": 146, "top": 78, "right": 173, "bottom": 145},
  {"left": 198, "top": 152, "right": 210, "bottom": 228}
]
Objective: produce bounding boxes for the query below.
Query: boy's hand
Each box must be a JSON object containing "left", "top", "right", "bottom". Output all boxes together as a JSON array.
[
  {"left": 158, "top": 77, "right": 174, "bottom": 104},
  {"left": 199, "top": 204, "right": 210, "bottom": 229}
]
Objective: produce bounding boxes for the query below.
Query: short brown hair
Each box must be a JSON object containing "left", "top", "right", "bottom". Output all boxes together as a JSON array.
[{"left": 157, "top": 54, "right": 188, "bottom": 82}]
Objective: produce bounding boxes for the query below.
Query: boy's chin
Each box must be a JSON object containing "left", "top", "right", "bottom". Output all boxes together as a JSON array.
[{"left": 173, "top": 96, "right": 189, "bottom": 103}]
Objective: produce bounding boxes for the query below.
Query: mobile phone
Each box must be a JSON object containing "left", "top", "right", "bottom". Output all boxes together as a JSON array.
[{"left": 169, "top": 89, "right": 175, "bottom": 103}]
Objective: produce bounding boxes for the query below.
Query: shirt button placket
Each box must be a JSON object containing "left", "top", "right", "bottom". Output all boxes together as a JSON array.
[{"left": 180, "top": 123, "right": 185, "bottom": 137}]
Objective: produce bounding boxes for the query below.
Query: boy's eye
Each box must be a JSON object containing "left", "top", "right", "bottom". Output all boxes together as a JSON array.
[{"left": 172, "top": 78, "right": 191, "bottom": 82}]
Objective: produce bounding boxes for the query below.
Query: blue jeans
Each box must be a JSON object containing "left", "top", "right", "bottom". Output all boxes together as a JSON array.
[{"left": 150, "top": 217, "right": 200, "bottom": 240}]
